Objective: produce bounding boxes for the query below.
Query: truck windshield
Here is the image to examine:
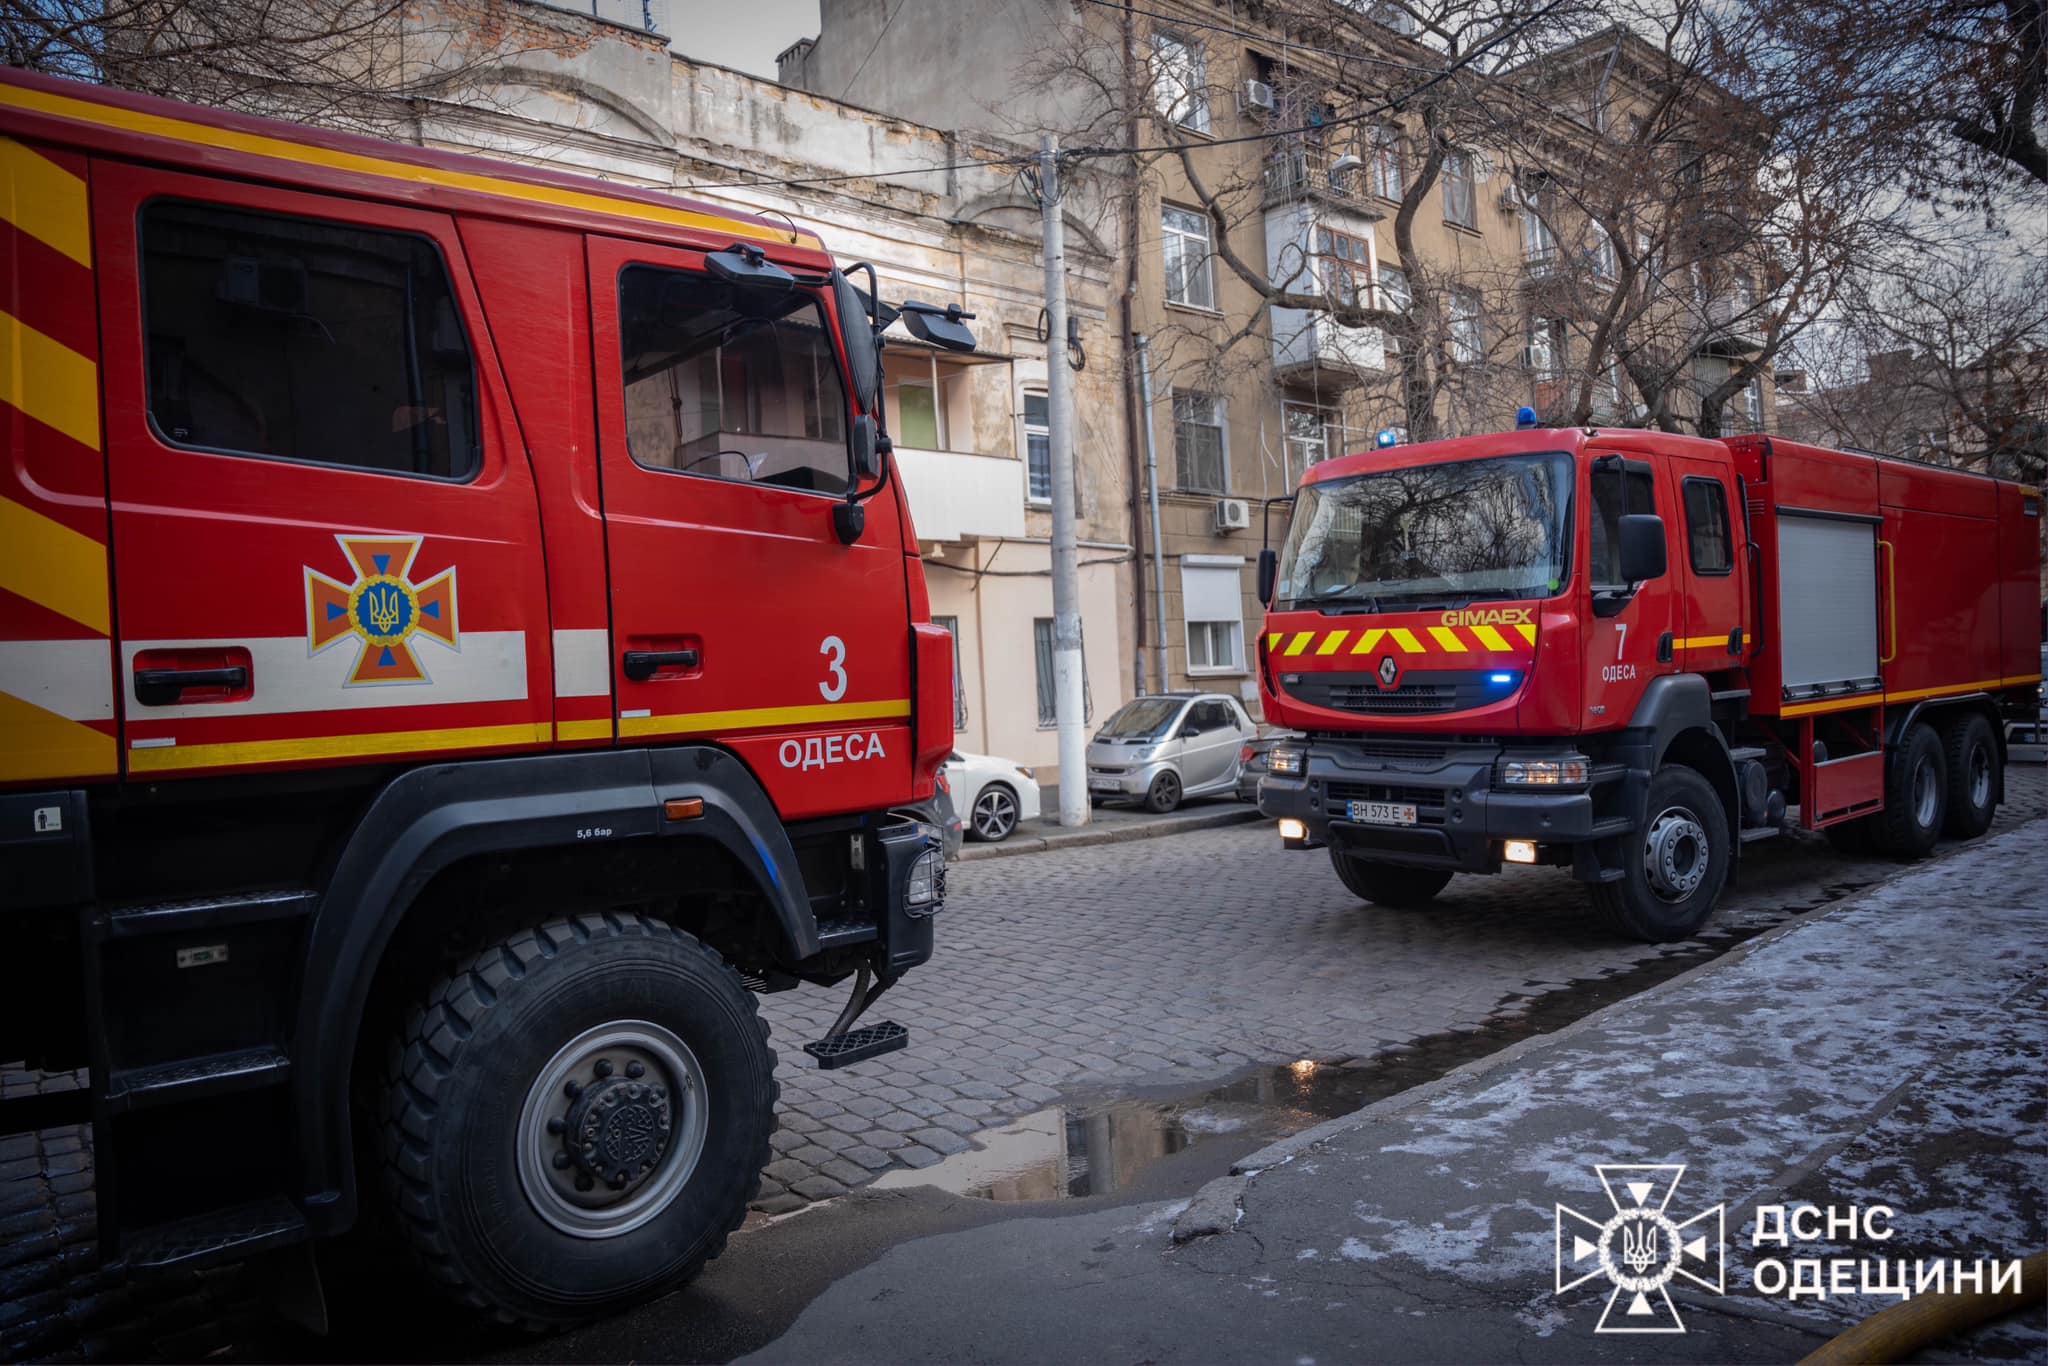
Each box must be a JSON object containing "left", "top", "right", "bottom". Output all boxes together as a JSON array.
[
  {"left": 1097, "top": 698, "right": 1184, "bottom": 739},
  {"left": 618, "top": 264, "right": 851, "bottom": 494},
  {"left": 1274, "top": 452, "right": 1573, "bottom": 610}
]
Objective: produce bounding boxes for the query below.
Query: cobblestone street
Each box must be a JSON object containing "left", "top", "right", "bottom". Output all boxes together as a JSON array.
[{"left": 749, "top": 765, "right": 2046, "bottom": 1209}]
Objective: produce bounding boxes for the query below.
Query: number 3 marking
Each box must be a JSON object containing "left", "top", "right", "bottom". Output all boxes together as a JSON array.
[
  {"left": 819, "top": 636, "right": 848, "bottom": 701},
  {"left": 1615, "top": 623, "right": 1628, "bottom": 660}
]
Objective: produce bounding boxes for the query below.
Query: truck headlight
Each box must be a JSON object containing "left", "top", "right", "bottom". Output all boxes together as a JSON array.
[
  {"left": 1497, "top": 756, "right": 1589, "bottom": 787},
  {"left": 1268, "top": 747, "right": 1304, "bottom": 776},
  {"left": 905, "top": 846, "right": 945, "bottom": 915}
]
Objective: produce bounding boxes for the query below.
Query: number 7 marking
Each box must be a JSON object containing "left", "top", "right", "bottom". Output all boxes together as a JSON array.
[{"left": 1615, "top": 623, "right": 1628, "bottom": 660}]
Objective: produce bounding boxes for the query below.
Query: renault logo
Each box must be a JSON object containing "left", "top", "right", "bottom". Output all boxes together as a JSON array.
[{"left": 1378, "top": 654, "right": 1400, "bottom": 687}]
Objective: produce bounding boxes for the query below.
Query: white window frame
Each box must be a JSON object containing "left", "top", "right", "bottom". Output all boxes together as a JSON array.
[
  {"left": 1282, "top": 399, "right": 1338, "bottom": 483},
  {"left": 1588, "top": 222, "right": 1618, "bottom": 282},
  {"left": 1162, "top": 204, "right": 1217, "bottom": 310},
  {"left": 1022, "top": 389, "right": 1050, "bottom": 505},
  {"left": 1441, "top": 152, "right": 1476, "bottom": 229},
  {"left": 1367, "top": 126, "right": 1404, "bottom": 200},
  {"left": 1172, "top": 389, "right": 1228, "bottom": 494},
  {"left": 1450, "top": 288, "right": 1483, "bottom": 364},
  {"left": 1525, "top": 315, "right": 1560, "bottom": 377},
  {"left": 1151, "top": 30, "right": 1210, "bottom": 133},
  {"left": 1032, "top": 617, "right": 1093, "bottom": 728},
  {"left": 1181, "top": 556, "right": 1247, "bottom": 676}
]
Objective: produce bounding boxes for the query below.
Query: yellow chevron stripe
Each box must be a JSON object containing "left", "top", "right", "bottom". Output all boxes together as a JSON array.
[
  {"left": 1350, "top": 628, "right": 1386, "bottom": 654},
  {"left": 1267, "top": 632, "right": 1282, "bottom": 652},
  {"left": 1426, "top": 626, "right": 1468, "bottom": 652},
  {"left": 0, "top": 494, "right": 109, "bottom": 634},
  {"left": 0, "top": 81, "right": 820, "bottom": 251},
  {"left": 0, "top": 687, "right": 114, "bottom": 781},
  {"left": 1284, "top": 632, "right": 1314, "bottom": 656},
  {"left": 1471, "top": 624, "right": 1513, "bottom": 651},
  {"left": 1315, "top": 629, "right": 1349, "bottom": 655},
  {"left": 620, "top": 697, "right": 911, "bottom": 740},
  {"left": 128, "top": 720, "right": 551, "bottom": 773},
  {"left": 1388, "top": 628, "right": 1424, "bottom": 653},
  {"left": 0, "top": 307, "right": 98, "bottom": 450},
  {"left": 1516, "top": 624, "right": 1537, "bottom": 645},
  {"left": 0, "top": 136, "right": 90, "bottom": 267}
]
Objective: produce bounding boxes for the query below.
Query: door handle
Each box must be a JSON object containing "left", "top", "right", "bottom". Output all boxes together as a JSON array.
[
  {"left": 622, "top": 649, "right": 700, "bottom": 681},
  {"left": 135, "top": 666, "right": 249, "bottom": 706}
]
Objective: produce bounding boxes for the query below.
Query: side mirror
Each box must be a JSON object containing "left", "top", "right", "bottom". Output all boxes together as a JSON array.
[
  {"left": 899, "top": 299, "right": 977, "bottom": 352},
  {"left": 831, "top": 269, "right": 882, "bottom": 414},
  {"left": 851, "top": 414, "right": 885, "bottom": 481},
  {"left": 707, "top": 243, "right": 794, "bottom": 293},
  {"left": 1181, "top": 726, "right": 1202, "bottom": 739},
  {"left": 1257, "top": 547, "right": 1279, "bottom": 606},
  {"left": 1619, "top": 514, "right": 1668, "bottom": 583}
]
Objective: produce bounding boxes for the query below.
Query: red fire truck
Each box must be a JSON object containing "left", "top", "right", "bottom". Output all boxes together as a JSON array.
[
  {"left": 1255, "top": 421, "right": 2041, "bottom": 942},
  {"left": 0, "top": 68, "right": 966, "bottom": 1327}
]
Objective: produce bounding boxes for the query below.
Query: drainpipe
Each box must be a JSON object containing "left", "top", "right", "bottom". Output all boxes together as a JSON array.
[
  {"left": 1120, "top": 0, "right": 1150, "bottom": 701},
  {"left": 1135, "top": 333, "right": 1170, "bottom": 695}
]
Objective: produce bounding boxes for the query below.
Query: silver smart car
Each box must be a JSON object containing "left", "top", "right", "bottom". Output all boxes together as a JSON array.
[{"left": 1084, "top": 693, "right": 1255, "bottom": 812}]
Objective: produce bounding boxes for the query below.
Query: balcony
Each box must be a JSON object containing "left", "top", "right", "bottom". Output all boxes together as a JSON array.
[
  {"left": 1698, "top": 293, "right": 1765, "bottom": 354},
  {"left": 1272, "top": 313, "right": 1385, "bottom": 388},
  {"left": 1263, "top": 199, "right": 1386, "bottom": 389},
  {"left": 892, "top": 446, "right": 1027, "bottom": 544},
  {"left": 1263, "top": 143, "right": 1381, "bottom": 215}
]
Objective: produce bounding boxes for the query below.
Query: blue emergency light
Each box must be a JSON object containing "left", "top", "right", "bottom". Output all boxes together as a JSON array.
[
  {"left": 1489, "top": 672, "right": 1515, "bottom": 685},
  {"left": 1375, "top": 428, "right": 1400, "bottom": 448},
  {"left": 1515, "top": 406, "right": 1539, "bottom": 430}
]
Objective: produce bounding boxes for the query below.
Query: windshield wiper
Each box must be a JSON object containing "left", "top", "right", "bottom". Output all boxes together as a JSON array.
[{"left": 1287, "top": 591, "right": 1383, "bottom": 614}]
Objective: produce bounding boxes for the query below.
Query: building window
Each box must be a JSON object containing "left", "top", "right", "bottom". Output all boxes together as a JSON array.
[
  {"left": 1587, "top": 222, "right": 1618, "bottom": 282},
  {"left": 1023, "top": 391, "right": 1050, "bottom": 503},
  {"left": 1520, "top": 204, "right": 1556, "bottom": 271},
  {"left": 883, "top": 352, "right": 974, "bottom": 453},
  {"left": 932, "top": 613, "right": 969, "bottom": 727},
  {"left": 619, "top": 263, "right": 849, "bottom": 493},
  {"left": 1033, "top": 618, "right": 1092, "bottom": 727},
  {"left": 1314, "top": 225, "right": 1372, "bottom": 306},
  {"left": 1162, "top": 204, "right": 1216, "bottom": 310},
  {"left": 1599, "top": 356, "right": 1625, "bottom": 413},
  {"left": 1450, "top": 288, "right": 1483, "bottom": 364},
  {"left": 1731, "top": 269, "right": 1756, "bottom": 312},
  {"left": 1377, "top": 264, "right": 1410, "bottom": 352},
  {"left": 1283, "top": 400, "right": 1339, "bottom": 479},
  {"left": 1441, "top": 152, "right": 1476, "bottom": 229},
  {"left": 1682, "top": 477, "right": 1733, "bottom": 574},
  {"left": 1173, "top": 390, "right": 1227, "bottom": 493},
  {"left": 1368, "top": 126, "right": 1404, "bottom": 199},
  {"left": 1151, "top": 31, "right": 1210, "bottom": 133},
  {"left": 1181, "top": 560, "right": 1246, "bottom": 673},
  {"left": 1524, "top": 316, "right": 1563, "bottom": 377},
  {"left": 141, "top": 200, "right": 480, "bottom": 479},
  {"left": 1743, "top": 376, "right": 1764, "bottom": 430}
]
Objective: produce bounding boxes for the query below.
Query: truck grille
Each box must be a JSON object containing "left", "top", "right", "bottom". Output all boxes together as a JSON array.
[
  {"left": 1286, "top": 671, "right": 1497, "bottom": 716},
  {"left": 1326, "top": 779, "right": 1449, "bottom": 825}
]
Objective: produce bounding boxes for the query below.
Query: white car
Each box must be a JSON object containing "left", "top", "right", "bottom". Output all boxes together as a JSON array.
[{"left": 944, "top": 750, "right": 1042, "bottom": 842}]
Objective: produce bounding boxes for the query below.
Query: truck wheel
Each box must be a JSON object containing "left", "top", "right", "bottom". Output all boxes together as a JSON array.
[
  {"left": 1870, "top": 723, "right": 1946, "bottom": 860},
  {"left": 1330, "top": 851, "right": 1452, "bottom": 907},
  {"left": 1591, "top": 765, "right": 1728, "bottom": 942},
  {"left": 1939, "top": 712, "right": 1998, "bottom": 838},
  {"left": 1145, "top": 770, "right": 1183, "bottom": 813},
  {"left": 378, "top": 913, "right": 775, "bottom": 1329}
]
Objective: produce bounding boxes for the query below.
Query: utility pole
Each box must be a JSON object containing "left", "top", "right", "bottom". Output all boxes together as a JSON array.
[
  {"left": 1134, "top": 334, "right": 1169, "bottom": 695},
  {"left": 1040, "top": 134, "right": 1089, "bottom": 827}
]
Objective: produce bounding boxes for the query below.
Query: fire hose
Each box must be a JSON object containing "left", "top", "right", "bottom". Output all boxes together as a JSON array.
[{"left": 1797, "top": 1250, "right": 2045, "bottom": 1365}]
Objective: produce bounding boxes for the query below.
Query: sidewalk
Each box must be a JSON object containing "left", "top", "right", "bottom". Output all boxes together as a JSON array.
[
  {"left": 747, "top": 819, "right": 2048, "bottom": 1364},
  {"left": 956, "top": 786, "right": 1261, "bottom": 862}
]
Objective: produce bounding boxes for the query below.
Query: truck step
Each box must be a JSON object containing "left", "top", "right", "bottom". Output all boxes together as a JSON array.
[
  {"left": 108, "top": 1046, "right": 291, "bottom": 1113},
  {"left": 1740, "top": 825, "right": 1784, "bottom": 844},
  {"left": 1728, "top": 746, "right": 1769, "bottom": 762},
  {"left": 803, "top": 1021, "right": 909, "bottom": 1070},
  {"left": 1588, "top": 816, "right": 1637, "bottom": 838},
  {"left": 123, "top": 1196, "right": 308, "bottom": 1270},
  {"left": 813, "top": 917, "right": 880, "bottom": 949},
  {"left": 103, "top": 888, "right": 318, "bottom": 939}
]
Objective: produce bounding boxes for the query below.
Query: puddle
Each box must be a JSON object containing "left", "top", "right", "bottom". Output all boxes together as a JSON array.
[{"left": 877, "top": 894, "right": 1875, "bottom": 1205}]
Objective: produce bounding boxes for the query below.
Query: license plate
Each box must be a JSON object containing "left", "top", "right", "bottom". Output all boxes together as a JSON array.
[
  {"left": 1089, "top": 778, "right": 1120, "bottom": 792},
  {"left": 1347, "top": 800, "right": 1417, "bottom": 826}
]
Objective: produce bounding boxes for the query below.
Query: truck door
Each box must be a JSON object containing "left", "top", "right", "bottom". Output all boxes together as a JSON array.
[
  {"left": 1583, "top": 453, "right": 1678, "bottom": 724},
  {"left": 1668, "top": 453, "right": 1749, "bottom": 675},
  {"left": 91, "top": 163, "right": 552, "bottom": 779},
  {"left": 585, "top": 236, "right": 912, "bottom": 818}
]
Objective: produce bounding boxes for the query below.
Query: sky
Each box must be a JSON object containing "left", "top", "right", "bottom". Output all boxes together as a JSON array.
[{"left": 668, "top": 0, "right": 821, "bottom": 77}]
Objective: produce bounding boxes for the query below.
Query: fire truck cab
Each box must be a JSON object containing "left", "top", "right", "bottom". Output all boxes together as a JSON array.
[
  {"left": 1255, "top": 421, "right": 2041, "bottom": 942},
  {"left": 0, "top": 68, "right": 962, "bottom": 1328}
]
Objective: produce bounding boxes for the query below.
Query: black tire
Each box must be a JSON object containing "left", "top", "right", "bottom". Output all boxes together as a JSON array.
[
  {"left": 1870, "top": 722, "right": 1946, "bottom": 860},
  {"left": 1330, "top": 851, "right": 1453, "bottom": 907},
  {"left": 968, "top": 782, "right": 1020, "bottom": 842},
  {"left": 1145, "top": 769, "right": 1183, "bottom": 813},
  {"left": 1939, "top": 711, "right": 1998, "bottom": 838},
  {"left": 1590, "top": 765, "right": 1729, "bottom": 942},
  {"left": 378, "top": 913, "right": 775, "bottom": 1329}
]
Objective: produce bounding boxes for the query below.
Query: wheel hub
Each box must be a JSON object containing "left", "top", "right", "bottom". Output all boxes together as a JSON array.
[
  {"left": 563, "top": 1072, "right": 673, "bottom": 1189},
  {"left": 1643, "top": 806, "right": 1708, "bottom": 902}
]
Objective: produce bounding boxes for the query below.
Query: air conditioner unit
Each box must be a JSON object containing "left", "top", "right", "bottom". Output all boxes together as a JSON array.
[
  {"left": 1214, "top": 498, "right": 1251, "bottom": 532},
  {"left": 1497, "top": 182, "right": 1525, "bottom": 213},
  {"left": 1240, "top": 80, "right": 1276, "bottom": 115}
]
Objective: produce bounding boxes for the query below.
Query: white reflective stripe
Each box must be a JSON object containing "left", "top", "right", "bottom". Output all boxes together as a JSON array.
[
  {"left": 120, "top": 632, "right": 527, "bottom": 718},
  {"left": 0, "top": 638, "right": 115, "bottom": 720},
  {"left": 552, "top": 627, "right": 611, "bottom": 698}
]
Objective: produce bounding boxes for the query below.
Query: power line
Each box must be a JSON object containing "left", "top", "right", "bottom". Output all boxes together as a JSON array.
[
  {"left": 838, "top": 0, "right": 900, "bottom": 100},
  {"left": 1080, "top": 0, "right": 1450, "bottom": 77}
]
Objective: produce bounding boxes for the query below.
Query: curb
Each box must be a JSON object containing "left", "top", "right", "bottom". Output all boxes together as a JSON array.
[
  {"left": 956, "top": 804, "right": 1264, "bottom": 861},
  {"left": 1169, "top": 815, "right": 2048, "bottom": 1243}
]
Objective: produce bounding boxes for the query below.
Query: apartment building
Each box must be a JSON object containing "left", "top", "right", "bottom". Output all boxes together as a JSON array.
[
  {"left": 785, "top": 1, "right": 1782, "bottom": 707},
  {"left": 344, "top": 1, "right": 1139, "bottom": 777}
]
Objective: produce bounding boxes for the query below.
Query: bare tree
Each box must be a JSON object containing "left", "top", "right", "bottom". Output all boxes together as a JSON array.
[{"left": 0, "top": 0, "right": 593, "bottom": 135}]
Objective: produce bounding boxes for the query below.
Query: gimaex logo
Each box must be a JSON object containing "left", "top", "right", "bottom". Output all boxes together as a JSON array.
[{"left": 1555, "top": 1164, "right": 1725, "bottom": 1333}]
